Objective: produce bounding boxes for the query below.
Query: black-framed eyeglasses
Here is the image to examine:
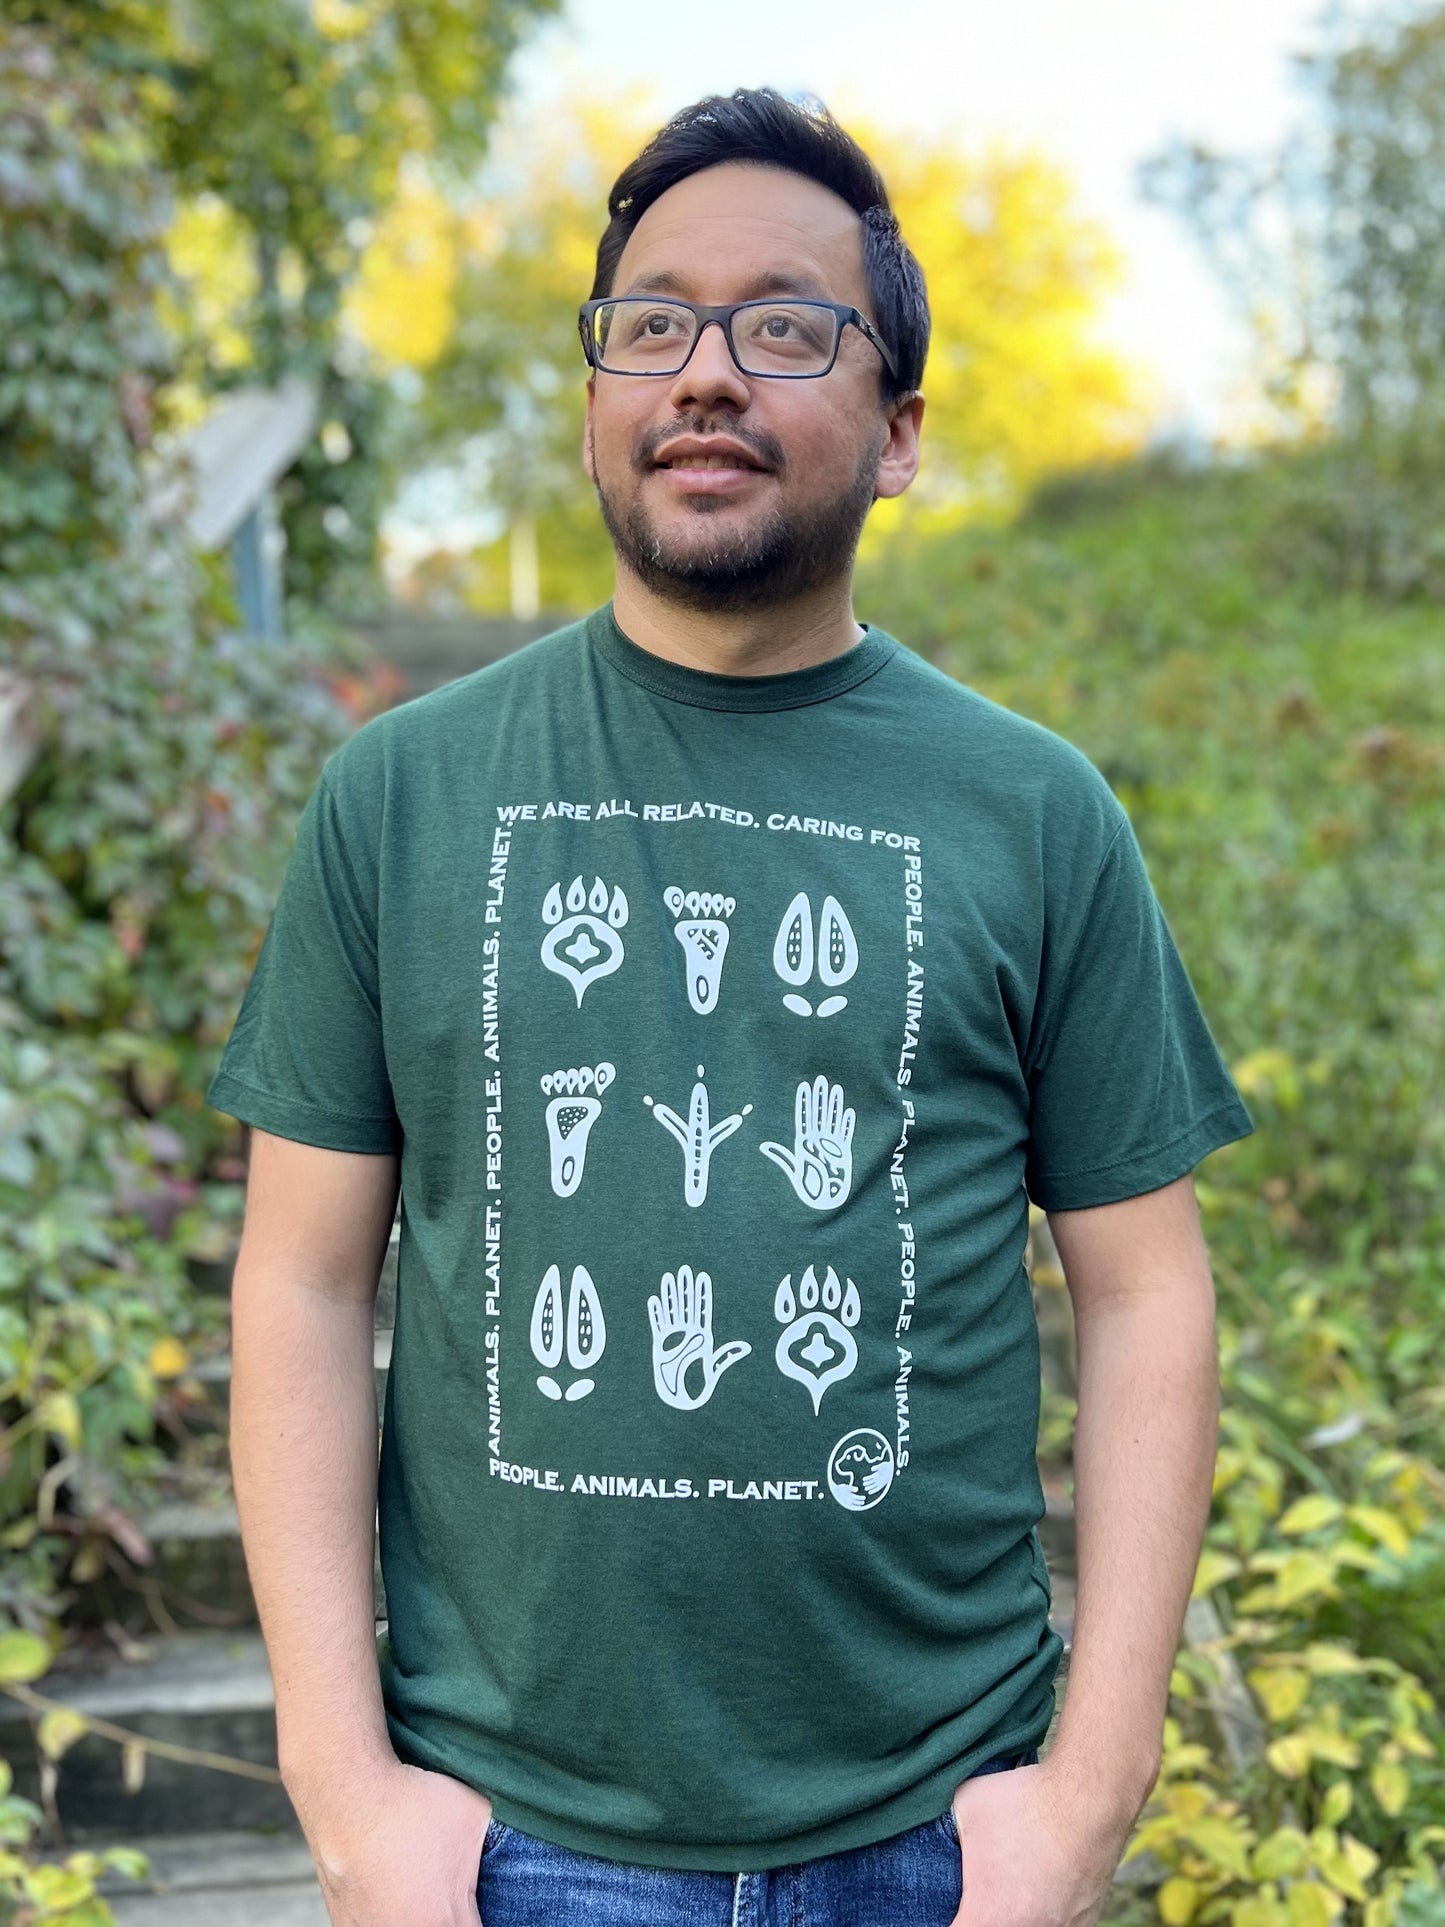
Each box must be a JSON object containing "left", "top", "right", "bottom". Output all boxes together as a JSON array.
[{"left": 578, "top": 296, "right": 899, "bottom": 382}]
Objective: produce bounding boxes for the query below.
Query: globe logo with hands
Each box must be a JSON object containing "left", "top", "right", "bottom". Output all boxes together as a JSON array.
[{"left": 827, "top": 1428, "right": 895, "bottom": 1510}]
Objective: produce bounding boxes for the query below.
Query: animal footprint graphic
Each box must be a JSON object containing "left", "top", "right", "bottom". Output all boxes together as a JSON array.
[
  {"left": 540, "top": 876, "right": 629, "bottom": 1006},
  {"left": 760, "top": 1075, "right": 855, "bottom": 1210},
  {"left": 647, "top": 1264, "right": 750, "bottom": 1411},
  {"left": 540, "top": 1064, "right": 615, "bottom": 1197},
  {"left": 773, "top": 892, "right": 858, "bottom": 1017},
  {"left": 644, "top": 1065, "right": 752, "bottom": 1207},
  {"left": 774, "top": 1265, "right": 861, "bottom": 1414},
  {"left": 530, "top": 1264, "right": 606, "bottom": 1402},
  {"left": 664, "top": 887, "right": 735, "bottom": 1015}
]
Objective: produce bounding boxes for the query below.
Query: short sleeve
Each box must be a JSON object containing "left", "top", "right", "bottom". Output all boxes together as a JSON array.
[
  {"left": 205, "top": 769, "right": 401, "bottom": 1154},
  {"left": 1023, "top": 811, "right": 1252, "bottom": 1211}
]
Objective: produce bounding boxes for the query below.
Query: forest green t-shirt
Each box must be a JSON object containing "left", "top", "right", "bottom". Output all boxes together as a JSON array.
[{"left": 206, "top": 603, "right": 1252, "bottom": 1872}]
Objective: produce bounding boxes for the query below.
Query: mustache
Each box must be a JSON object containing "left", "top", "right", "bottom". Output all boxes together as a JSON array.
[{"left": 632, "top": 418, "right": 786, "bottom": 474}]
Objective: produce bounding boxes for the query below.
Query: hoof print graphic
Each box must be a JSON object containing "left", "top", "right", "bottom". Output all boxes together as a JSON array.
[
  {"left": 773, "top": 892, "right": 858, "bottom": 1017},
  {"left": 664, "top": 887, "right": 735, "bottom": 1015},
  {"left": 541, "top": 1063, "right": 615, "bottom": 1197},
  {"left": 531, "top": 1263, "right": 606, "bottom": 1401},
  {"left": 774, "top": 1265, "right": 860, "bottom": 1413},
  {"left": 540, "top": 876, "right": 628, "bottom": 1006}
]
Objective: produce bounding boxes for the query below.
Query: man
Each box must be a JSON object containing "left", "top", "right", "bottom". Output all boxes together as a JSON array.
[{"left": 208, "top": 88, "right": 1252, "bottom": 1927}]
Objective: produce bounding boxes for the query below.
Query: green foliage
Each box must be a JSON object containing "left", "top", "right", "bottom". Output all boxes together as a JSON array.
[
  {"left": 858, "top": 440, "right": 1445, "bottom": 1920},
  {"left": 4, "top": 0, "right": 560, "bottom": 617},
  {"left": 0, "top": 27, "right": 370, "bottom": 1897}
]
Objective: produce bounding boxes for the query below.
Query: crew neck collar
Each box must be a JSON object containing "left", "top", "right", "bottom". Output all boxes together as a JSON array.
[{"left": 585, "top": 601, "right": 896, "bottom": 713}]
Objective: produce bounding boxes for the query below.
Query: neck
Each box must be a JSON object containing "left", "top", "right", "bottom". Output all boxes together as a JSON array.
[{"left": 609, "top": 565, "right": 865, "bottom": 677}]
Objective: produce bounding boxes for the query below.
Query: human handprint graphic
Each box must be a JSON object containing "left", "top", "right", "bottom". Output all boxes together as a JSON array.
[
  {"left": 647, "top": 1264, "right": 751, "bottom": 1411},
  {"left": 759, "top": 1075, "right": 855, "bottom": 1210}
]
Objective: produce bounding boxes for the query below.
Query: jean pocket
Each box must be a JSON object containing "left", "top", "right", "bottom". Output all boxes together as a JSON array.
[
  {"left": 938, "top": 1803, "right": 959, "bottom": 1845},
  {"left": 480, "top": 1812, "right": 510, "bottom": 1862}
]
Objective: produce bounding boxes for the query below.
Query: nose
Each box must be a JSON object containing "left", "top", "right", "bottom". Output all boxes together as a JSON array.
[{"left": 666, "top": 317, "right": 751, "bottom": 415}]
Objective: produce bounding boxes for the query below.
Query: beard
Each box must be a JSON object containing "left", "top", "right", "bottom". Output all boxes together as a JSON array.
[{"left": 593, "top": 426, "right": 883, "bottom": 615}]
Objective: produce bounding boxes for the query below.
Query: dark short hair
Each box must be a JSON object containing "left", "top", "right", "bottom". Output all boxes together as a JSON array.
[{"left": 590, "top": 87, "right": 929, "bottom": 404}]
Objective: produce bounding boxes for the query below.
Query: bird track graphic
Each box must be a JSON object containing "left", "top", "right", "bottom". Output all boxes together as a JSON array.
[{"left": 644, "top": 1065, "right": 752, "bottom": 1207}]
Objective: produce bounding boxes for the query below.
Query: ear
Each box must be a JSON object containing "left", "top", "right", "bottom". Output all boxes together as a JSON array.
[
  {"left": 582, "top": 374, "right": 597, "bottom": 484},
  {"left": 873, "top": 391, "right": 924, "bottom": 502}
]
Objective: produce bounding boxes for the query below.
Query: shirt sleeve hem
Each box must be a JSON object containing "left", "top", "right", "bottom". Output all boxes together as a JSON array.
[
  {"left": 205, "top": 1072, "right": 401, "bottom": 1155},
  {"left": 1027, "top": 1099, "right": 1254, "bottom": 1213}
]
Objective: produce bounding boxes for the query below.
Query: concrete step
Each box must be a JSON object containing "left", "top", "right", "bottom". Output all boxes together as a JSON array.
[
  {"left": 3, "top": 1631, "right": 297, "bottom": 1840},
  {"left": 93, "top": 1831, "right": 325, "bottom": 1926}
]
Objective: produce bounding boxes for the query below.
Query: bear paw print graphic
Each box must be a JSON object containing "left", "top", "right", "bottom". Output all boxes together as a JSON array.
[
  {"left": 664, "top": 887, "right": 735, "bottom": 1014},
  {"left": 540, "top": 876, "right": 628, "bottom": 1005},
  {"left": 774, "top": 1264, "right": 861, "bottom": 1413},
  {"left": 541, "top": 1063, "right": 615, "bottom": 1197}
]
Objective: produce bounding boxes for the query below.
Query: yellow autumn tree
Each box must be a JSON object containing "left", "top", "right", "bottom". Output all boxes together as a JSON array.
[
  {"left": 395, "top": 90, "right": 659, "bottom": 613},
  {"left": 344, "top": 154, "right": 461, "bottom": 372},
  {"left": 860, "top": 126, "right": 1153, "bottom": 537}
]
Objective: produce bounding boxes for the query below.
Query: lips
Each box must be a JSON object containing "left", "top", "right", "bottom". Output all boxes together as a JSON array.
[
  {"left": 652, "top": 438, "right": 769, "bottom": 473},
  {"left": 660, "top": 454, "right": 759, "bottom": 470}
]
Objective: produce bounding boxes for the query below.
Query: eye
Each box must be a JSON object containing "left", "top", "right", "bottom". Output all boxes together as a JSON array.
[{"left": 627, "top": 306, "right": 686, "bottom": 341}]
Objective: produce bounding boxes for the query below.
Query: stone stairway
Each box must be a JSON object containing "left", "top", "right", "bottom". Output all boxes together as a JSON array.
[{"left": 11, "top": 1225, "right": 1080, "bottom": 1923}]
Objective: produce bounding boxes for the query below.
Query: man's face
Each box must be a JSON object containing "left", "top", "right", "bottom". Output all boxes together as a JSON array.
[{"left": 583, "top": 161, "right": 921, "bottom": 614}]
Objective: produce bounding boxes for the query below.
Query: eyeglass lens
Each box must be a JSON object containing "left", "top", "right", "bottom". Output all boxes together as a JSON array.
[{"left": 593, "top": 300, "right": 840, "bottom": 375}]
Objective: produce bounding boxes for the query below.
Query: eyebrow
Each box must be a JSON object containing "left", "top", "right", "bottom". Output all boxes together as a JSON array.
[{"left": 615, "top": 266, "right": 835, "bottom": 301}]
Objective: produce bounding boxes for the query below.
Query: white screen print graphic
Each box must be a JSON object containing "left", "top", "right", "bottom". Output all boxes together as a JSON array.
[
  {"left": 540, "top": 1062, "right": 615, "bottom": 1197},
  {"left": 774, "top": 1265, "right": 861, "bottom": 1412},
  {"left": 773, "top": 892, "right": 858, "bottom": 1017},
  {"left": 760, "top": 1075, "right": 855, "bottom": 1209},
  {"left": 827, "top": 1428, "right": 895, "bottom": 1509},
  {"left": 530, "top": 1264, "right": 606, "bottom": 1402},
  {"left": 644, "top": 1065, "right": 752, "bottom": 1206},
  {"left": 664, "top": 887, "right": 735, "bottom": 1014},
  {"left": 648, "top": 1264, "right": 750, "bottom": 1410},
  {"left": 540, "top": 876, "right": 628, "bottom": 1005}
]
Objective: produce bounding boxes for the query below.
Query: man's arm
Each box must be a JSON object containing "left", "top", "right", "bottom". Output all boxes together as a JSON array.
[
  {"left": 231, "top": 1129, "right": 494, "bottom": 1926},
  {"left": 1044, "top": 1171, "right": 1219, "bottom": 1827},
  {"left": 948, "top": 1172, "right": 1219, "bottom": 1927},
  {"left": 230, "top": 1128, "right": 399, "bottom": 1793}
]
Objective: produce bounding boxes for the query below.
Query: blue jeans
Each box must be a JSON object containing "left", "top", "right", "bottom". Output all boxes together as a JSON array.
[{"left": 476, "top": 1747, "right": 1041, "bottom": 1925}]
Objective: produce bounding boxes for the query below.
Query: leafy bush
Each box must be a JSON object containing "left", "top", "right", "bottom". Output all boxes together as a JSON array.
[
  {"left": 858, "top": 442, "right": 1445, "bottom": 1922},
  {"left": 0, "top": 26, "right": 378, "bottom": 1907}
]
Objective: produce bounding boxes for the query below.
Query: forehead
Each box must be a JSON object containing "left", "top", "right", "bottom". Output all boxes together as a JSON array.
[{"left": 611, "top": 161, "right": 869, "bottom": 305}]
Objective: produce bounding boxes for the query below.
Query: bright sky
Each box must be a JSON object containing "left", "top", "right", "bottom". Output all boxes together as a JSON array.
[{"left": 505, "top": 0, "right": 1331, "bottom": 437}]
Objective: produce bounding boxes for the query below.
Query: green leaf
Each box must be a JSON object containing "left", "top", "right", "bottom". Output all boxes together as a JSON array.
[{"left": 0, "top": 1630, "right": 53, "bottom": 1684}]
